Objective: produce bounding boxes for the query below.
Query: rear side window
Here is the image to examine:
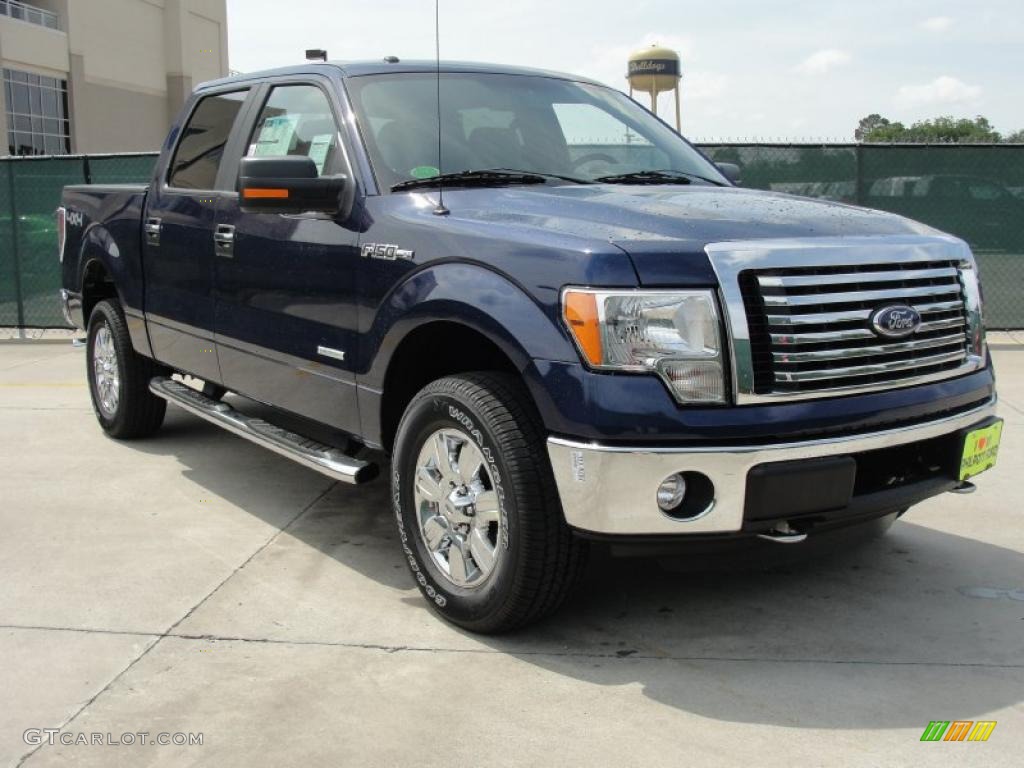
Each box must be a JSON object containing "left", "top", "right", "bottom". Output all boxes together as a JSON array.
[
  {"left": 168, "top": 89, "right": 249, "bottom": 189},
  {"left": 246, "top": 85, "right": 340, "bottom": 175}
]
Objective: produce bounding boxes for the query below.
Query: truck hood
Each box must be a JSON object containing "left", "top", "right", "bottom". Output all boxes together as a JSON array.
[{"left": 444, "top": 184, "right": 941, "bottom": 285}]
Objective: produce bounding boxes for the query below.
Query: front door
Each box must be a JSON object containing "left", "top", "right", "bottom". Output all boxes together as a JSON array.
[
  {"left": 143, "top": 87, "right": 252, "bottom": 382},
  {"left": 213, "top": 80, "right": 363, "bottom": 435}
]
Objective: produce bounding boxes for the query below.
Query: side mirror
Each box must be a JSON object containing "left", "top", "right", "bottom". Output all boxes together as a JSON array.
[
  {"left": 238, "top": 156, "right": 348, "bottom": 214},
  {"left": 716, "top": 162, "right": 741, "bottom": 186}
]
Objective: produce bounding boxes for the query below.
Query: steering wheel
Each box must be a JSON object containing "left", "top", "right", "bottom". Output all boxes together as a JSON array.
[{"left": 571, "top": 152, "right": 619, "bottom": 171}]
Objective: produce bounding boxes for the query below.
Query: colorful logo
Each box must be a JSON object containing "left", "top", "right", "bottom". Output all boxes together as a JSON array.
[{"left": 920, "top": 721, "right": 997, "bottom": 742}]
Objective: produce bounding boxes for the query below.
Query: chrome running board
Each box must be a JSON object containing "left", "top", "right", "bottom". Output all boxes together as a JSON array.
[{"left": 149, "top": 377, "right": 377, "bottom": 484}]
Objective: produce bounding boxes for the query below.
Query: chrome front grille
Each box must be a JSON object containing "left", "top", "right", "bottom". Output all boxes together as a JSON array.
[
  {"left": 705, "top": 236, "right": 986, "bottom": 404},
  {"left": 741, "top": 261, "right": 969, "bottom": 394}
]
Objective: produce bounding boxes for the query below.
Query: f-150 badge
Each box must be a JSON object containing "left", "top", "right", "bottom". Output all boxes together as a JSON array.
[{"left": 361, "top": 243, "right": 414, "bottom": 261}]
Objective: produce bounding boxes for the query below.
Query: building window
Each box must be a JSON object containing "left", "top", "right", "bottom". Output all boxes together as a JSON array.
[
  {"left": 0, "top": 1, "right": 60, "bottom": 30},
  {"left": 4, "top": 68, "right": 71, "bottom": 156}
]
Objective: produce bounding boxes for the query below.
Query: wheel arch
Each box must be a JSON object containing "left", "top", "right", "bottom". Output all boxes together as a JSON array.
[
  {"left": 377, "top": 320, "right": 523, "bottom": 453},
  {"left": 77, "top": 224, "right": 152, "bottom": 357},
  {"left": 80, "top": 256, "right": 119, "bottom": 326},
  {"left": 361, "top": 263, "right": 578, "bottom": 452}
]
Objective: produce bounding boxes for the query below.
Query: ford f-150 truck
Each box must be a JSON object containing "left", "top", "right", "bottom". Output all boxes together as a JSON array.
[{"left": 58, "top": 60, "right": 1001, "bottom": 632}]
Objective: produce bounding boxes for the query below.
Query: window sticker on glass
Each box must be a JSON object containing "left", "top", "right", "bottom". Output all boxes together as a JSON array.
[
  {"left": 251, "top": 115, "right": 299, "bottom": 156},
  {"left": 308, "top": 133, "right": 334, "bottom": 175}
]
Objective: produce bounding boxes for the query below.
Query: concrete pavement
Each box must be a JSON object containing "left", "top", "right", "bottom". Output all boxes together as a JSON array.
[{"left": 1, "top": 340, "right": 1022, "bottom": 767}]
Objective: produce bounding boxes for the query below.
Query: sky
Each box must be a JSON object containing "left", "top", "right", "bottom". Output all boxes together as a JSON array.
[{"left": 225, "top": 0, "right": 1024, "bottom": 141}]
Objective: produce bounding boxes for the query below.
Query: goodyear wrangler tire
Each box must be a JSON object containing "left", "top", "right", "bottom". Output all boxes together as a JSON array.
[
  {"left": 86, "top": 299, "right": 166, "bottom": 439},
  {"left": 392, "top": 372, "right": 587, "bottom": 633}
]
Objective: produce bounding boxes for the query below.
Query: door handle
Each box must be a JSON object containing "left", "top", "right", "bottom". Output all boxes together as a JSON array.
[
  {"left": 144, "top": 217, "right": 162, "bottom": 246},
  {"left": 213, "top": 224, "right": 235, "bottom": 257}
]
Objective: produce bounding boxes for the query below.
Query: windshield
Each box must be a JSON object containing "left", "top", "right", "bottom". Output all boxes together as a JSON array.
[{"left": 345, "top": 72, "right": 726, "bottom": 191}]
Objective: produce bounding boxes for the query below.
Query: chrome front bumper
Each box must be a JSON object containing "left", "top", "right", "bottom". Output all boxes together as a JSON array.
[{"left": 547, "top": 398, "right": 997, "bottom": 536}]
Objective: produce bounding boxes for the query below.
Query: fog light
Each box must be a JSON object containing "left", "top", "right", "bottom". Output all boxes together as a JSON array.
[{"left": 656, "top": 473, "right": 687, "bottom": 512}]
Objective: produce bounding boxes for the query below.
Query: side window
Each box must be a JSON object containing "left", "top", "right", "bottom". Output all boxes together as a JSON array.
[
  {"left": 968, "top": 180, "right": 1005, "bottom": 201},
  {"left": 247, "top": 85, "right": 340, "bottom": 176},
  {"left": 934, "top": 179, "right": 962, "bottom": 199},
  {"left": 167, "top": 89, "right": 249, "bottom": 189}
]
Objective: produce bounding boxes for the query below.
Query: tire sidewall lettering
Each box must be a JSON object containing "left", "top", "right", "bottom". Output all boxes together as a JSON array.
[
  {"left": 393, "top": 390, "right": 514, "bottom": 613},
  {"left": 445, "top": 403, "right": 509, "bottom": 550},
  {"left": 392, "top": 466, "right": 447, "bottom": 607}
]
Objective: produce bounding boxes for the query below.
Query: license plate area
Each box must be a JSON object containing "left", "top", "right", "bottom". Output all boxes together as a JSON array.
[{"left": 959, "top": 419, "right": 1003, "bottom": 481}]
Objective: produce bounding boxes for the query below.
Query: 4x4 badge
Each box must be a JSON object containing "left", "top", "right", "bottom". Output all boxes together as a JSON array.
[{"left": 361, "top": 243, "right": 414, "bottom": 261}]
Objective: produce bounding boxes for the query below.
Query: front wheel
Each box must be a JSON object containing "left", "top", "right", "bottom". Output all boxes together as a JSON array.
[
  {"left": 392, "top": 372, "right": 587, "bottom": 633},
  {"left": 86, "top": 299, "right": 166, "bottom": 439}
]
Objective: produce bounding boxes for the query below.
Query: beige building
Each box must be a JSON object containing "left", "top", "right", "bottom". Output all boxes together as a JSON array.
[{"left": 0, "top": 0, "right": 228, "bottom": 155}]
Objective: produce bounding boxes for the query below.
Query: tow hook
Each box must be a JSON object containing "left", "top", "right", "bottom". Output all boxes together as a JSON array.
[
  {"left": 949, "top": 480, "right": 977, "bottom": 495},
  {"left": 756, "top": 520, "right": 808, "bottom": 544}
]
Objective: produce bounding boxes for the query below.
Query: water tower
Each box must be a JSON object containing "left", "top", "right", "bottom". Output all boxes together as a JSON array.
[{"left": 627, "top": 45, "right": 682, "bottom": 132}]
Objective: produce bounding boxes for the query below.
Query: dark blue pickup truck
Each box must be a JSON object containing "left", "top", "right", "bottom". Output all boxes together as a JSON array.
[{"left": 58, "top": 60, "right": 1001, "bottom": 632}]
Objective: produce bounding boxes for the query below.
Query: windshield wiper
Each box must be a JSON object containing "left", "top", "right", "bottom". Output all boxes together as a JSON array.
[
  {"left": 485, "top": 168, "right": 593, "bottom": 185},
  {"left": 391, "top": 169, "right": 547, "bottom": 192},
  {"left": 595, "top": 169, "right": 726, "bottom": 186}
]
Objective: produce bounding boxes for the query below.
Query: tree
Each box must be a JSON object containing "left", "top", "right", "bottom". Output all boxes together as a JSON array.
[
  {"left": 858, "top": 119, "right": 909, "bottom": 142},
  {"left": 1004, "top": 129, "right": 1024, "bottom": 143},
  {"left": 856, "top": 114, "right": 1002, "bottom": 143},
  {"left": 855, "top": 114, "right": 897, "bottom": 141}
]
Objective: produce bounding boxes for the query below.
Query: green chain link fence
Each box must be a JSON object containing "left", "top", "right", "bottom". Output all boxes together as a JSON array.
[
  {"left": 700, "top": 143, "right": 1024, "bottom": 328},
  {"left": 1, "top": 145, "right": 1022, "bottom": 328},
  {"left": 1, "top": 152, "right": 157, "bottom": 328}
]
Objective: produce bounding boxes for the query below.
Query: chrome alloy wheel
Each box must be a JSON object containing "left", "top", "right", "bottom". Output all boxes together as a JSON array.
[
  {"left": 413, "top": 428, "right": 503, "bottom": 588},
  {"left": 92, "top": 325, "right": 121, "bottom": 417}
]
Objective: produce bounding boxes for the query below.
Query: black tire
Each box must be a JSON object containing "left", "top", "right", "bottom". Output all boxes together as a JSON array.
[
  {"left": 86, "top": 299, "right": 167, "bottom": 439},
  {"left": 392, "top": 372, "right": 587, "bottom": 633}
]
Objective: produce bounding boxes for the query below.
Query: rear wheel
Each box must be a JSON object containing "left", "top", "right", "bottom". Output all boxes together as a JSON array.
[
  {"left": 86, "top": 299, "right": 166, "bottom": 439},
  {"left": 392, "top": 372, "right": 587, "bottom": 633}
]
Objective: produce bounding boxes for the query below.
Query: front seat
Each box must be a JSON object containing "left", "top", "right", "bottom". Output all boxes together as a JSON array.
[
  {"left": 374, "top": 120, "right": 432, "bottom": 179},
  {"left": 467, "top": 126, "right": 524, "bottom": 170}
]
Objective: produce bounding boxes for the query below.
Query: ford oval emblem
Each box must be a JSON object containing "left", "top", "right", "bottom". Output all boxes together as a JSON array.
[{"left": 870, "top": 305, "right": 922, "bottom": 339}]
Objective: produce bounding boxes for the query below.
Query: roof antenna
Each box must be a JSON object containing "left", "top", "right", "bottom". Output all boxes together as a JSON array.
[{"left": 432, "top": 0, "right": 449, "bottom": 216}]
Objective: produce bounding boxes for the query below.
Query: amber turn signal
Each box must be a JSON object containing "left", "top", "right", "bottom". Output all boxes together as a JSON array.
[
  {"left": 242, "top": 187, "right": 290, "bottom": 199},
  {"left": 562, "top": 290, "right": 603, "bottom": 366}
]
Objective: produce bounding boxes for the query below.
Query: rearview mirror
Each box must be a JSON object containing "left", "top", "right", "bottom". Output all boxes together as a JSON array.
[
  {"left": 238, "top": 156, "right": 348, "bottom": 214},
  {"left": 716, "top": 162, "right": 741, "bottom": 186}
]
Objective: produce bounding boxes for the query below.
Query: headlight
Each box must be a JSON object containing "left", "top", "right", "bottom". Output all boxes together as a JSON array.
[{"left": 562, "top": 288, "right": 727, "bottom": 404}]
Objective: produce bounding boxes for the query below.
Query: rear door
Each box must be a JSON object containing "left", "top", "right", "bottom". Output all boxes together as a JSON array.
[
  {"left": 143, "top": 86, "right": 254, "bottom": 381},
  {"left": 212, "top": 78, "right": 363, "bottom": 434}
]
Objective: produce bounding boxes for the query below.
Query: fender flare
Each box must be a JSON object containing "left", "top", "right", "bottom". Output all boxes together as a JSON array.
[
  {"left": 359, "top": 262, "right": 583, "bottom": 447},
  {"left": 76, "top": 224, "right": 151, "bottom": 355},
  {"left": 76, "top": 224, "right": 127, "bottom": 304},
  {"left": 362, "top": 261, "right": 577, "bottom": 390}
]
